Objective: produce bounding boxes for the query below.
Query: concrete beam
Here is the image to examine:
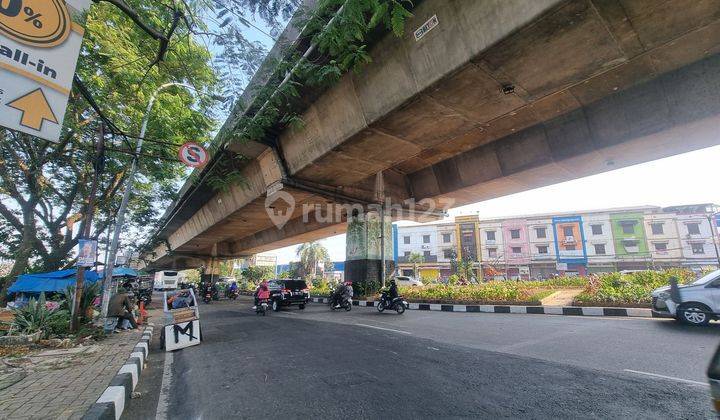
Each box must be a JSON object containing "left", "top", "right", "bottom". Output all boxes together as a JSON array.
[{"left": 408, "top": 53, "right": 720, "bottom": 205}]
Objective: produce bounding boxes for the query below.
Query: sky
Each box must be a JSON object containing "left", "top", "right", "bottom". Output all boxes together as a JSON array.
[{"left": 265, "top": 144, "right": 720, "bottom": 264}]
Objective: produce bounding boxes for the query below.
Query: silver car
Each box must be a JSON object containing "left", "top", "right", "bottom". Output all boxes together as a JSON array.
[{"left": 651, "top": 269, "right": 720, "bottom": 326}]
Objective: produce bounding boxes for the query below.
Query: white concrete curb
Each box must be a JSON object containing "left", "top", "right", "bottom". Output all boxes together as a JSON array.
[
  {"left": 310, "top": 297, "right": 654, "bottom": 318},
  {"left": 82, "top": 324, "right": 154, "bottom": 420}
]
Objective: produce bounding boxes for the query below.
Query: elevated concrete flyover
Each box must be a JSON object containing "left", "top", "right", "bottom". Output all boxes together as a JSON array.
[{"left": 142, "top": 0, "right": 720, "bottom": 282}]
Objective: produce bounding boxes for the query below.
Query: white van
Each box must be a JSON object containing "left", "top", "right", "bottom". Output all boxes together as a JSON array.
[{"left": 154, "top": 270, "right": 181, "bottom": 290}]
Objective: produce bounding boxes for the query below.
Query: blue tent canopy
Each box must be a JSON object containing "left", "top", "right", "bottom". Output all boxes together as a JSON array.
[
  {"left": 98, "top": 267, "right": 139, "bottom": 278},
  {"left": 7, "top": 269, "right": 100, "bottom": 295}
]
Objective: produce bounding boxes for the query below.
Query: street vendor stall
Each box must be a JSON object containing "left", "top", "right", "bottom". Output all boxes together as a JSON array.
[
  {"left": 161, "top": 289, "right": 202, "bottom": 351},
  {"left": 7, "top": 269, "right": 100, "bottom": 297}
]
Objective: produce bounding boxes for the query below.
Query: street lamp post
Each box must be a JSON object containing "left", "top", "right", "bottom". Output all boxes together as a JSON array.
[
  {"left": 100, "top": 82, "right": 202, "bottom": 318},
  {"left": 707, "top": 209, "right": 720, "bottom": 268}
]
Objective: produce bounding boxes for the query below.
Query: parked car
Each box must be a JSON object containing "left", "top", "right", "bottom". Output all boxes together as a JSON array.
[
  {"left": 268, "top": 279, "right": 309, "bottom": 311},
  {"left": 651, "top": 269, "right": 720, "bottom": 326},
  {"left": 394, "top": 276, "right": 423, "bottom": 287}
]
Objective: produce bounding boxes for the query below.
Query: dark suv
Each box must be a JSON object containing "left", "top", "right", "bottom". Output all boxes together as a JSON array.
[{"left": 268, "top": 279, "right": 309, "bottom": 311}]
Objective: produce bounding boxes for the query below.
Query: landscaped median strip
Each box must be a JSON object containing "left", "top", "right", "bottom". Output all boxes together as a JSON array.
[
  {"left": 310, "top": 298, "right": 654, "bottom": 318},
  {"left": 82, "top": 324, "right": 155, "bottom": 420}
]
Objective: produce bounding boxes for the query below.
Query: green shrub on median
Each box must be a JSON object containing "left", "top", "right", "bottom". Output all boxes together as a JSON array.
[{"left": 574, "top": 268, "right": 694, "bottom": 305}]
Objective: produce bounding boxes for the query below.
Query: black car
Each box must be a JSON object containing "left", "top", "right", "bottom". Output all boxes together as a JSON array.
[{"left": 268, "top": 279, "right": 309, "bottom": 311}]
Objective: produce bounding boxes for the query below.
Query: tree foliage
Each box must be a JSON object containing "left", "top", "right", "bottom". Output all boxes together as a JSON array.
[
  {"left": 0, "top": 1, "right": 217, "bottom": 295},
  {"left": 297, "top": 241, "right": 330, "bottom": 278},
  {"left": 241, "top": 265, "right": 275, "bottom": 283}
]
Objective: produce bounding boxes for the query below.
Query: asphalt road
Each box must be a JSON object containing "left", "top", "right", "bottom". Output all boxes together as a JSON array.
[{"left": 124, "top": 297, "right": 719, "bottom": 419}]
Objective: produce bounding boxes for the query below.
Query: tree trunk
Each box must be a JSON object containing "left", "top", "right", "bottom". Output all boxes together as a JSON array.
[{"left": 1, "top": 211, "right": 37, "bottom": 303}]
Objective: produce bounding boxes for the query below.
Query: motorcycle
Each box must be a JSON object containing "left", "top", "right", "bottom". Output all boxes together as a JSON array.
[
  {"left": 376, "top": 291, "right": 408, "bottom": 314},
  {"left": 256, "top": 299, "right": 269, "bottom": 316},
  {"left": 203, "top": 289, "right": 213, "bottom": 304},
  {"left": 136, "top": 288, "right": 152, "bottom": 306},
  {"left": 330, "top": 296, "right": 352, "bottom": 311},
  {"left": 226, "top": 288, "right": 239, "bottom": 300}
]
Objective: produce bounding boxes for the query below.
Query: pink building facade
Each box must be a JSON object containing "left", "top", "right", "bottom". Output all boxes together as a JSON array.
[{"left": 502, "top": 219, "right": 530, "bottom": 278}]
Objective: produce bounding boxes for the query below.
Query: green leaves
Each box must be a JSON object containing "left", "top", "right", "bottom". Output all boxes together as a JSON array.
[
  {"left": 218, "top": 0, "right": 414, "bottom": 164},
  {"left": 390, "top": 1, "right": 413, "bottom": 37},
  {"left": 368, "top": 1, "right": 389, "bottom": 29},
  {"left": 11, "top": 293, "right": 69, "bottom": 337}
]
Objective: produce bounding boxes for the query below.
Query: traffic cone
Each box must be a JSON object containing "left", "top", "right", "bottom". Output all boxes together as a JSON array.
[{"left": 137, "top": 301, "right": 147, "bottom": 325}]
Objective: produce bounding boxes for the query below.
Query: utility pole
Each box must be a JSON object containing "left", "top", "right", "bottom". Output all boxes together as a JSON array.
[
  {"left": 707, "top": 209, "right": 720, "bottom": 268},
  {"left": 71, "top": 124, "right": 105, "bottom": 332},
  {"left": 376, "top": 172, "right": 386, "bottom": 289},
  {"left": 101, "top": 82, "right": 210, "bottom": 318}
]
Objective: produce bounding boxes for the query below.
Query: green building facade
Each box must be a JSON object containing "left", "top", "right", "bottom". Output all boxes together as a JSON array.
[{"left": 610, "top": 212, "right": 650, "bottom": 267}]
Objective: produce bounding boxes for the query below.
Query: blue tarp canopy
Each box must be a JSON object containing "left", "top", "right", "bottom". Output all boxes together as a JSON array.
[
  {"left": 98, "top": 267, "right": 139, "bottom": 278},
  {"left": 7, "top": 269, "right": 100, "bottom": 294}
]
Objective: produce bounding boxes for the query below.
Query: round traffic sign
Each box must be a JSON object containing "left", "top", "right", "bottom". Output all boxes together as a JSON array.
[
  {"left": 178, "top": 142, "right": 208, "bottom": 168},
  {"left": 0, "top": 0, "right": 72, "bottom": 48}
]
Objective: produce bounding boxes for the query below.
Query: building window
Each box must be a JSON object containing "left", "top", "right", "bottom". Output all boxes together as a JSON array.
[
  {"left": 442, "top": 233, "right": 451, "bottom": 243},
  {"left": 687, "top": 223, "right": 701, "bottom": 235},
  {"left": 535, "top": 227, "right": 546, "bottom": 239},
  {"left": 563, "top": 226, "right": 574, "bottom": 237},
  {"left": 594, "top": 244, "right": 606, "bottom": 255},
  {"left": 566, "top": 245, "right": 576, "bottom": 251},
  {"left": 691, "top": 243, "right": 705, "bottom": 254},
  {"left": 623, "top": 240, "right": 639, "bottom": 253},
  {"left": 403, "top": 251, "right": 410, "bottom": 258},
  {"left": 650, "top": 223, "right": 664, "bottom": 235},
  {"left": 423, "top": 235, "right": 430, "bottom": 244},
  {"left": 487, "top": 248, "right": 497, "bottom": 258},
  {"left": 443, "top": 249, "right": 454, "bottom": 259},
  {"left": 537, "top": 245, "right": 548, "bottom": 254},
  {"left": 510, "top": 229, "right": 520, "bottom": 239},
  {"left": 486, "top": 230, "right": 496, "bottom": 241},
  {"left": 403, "top": 236, "right": 410, "bottom": 244},
  {"left": 654, "top": 242, "right": 668, "bottom": 252},
  {"left": 511, "top": 246, "right": 521, "bottom": 255},
  {"left": 591, "top": 224, "right": 603, "bottom": 235},
  {"left": 423, "top": 250, "right": 431, "bottom": 258},
  {"left": 620, "top": 221, "right": 635, "bottom": 235}
]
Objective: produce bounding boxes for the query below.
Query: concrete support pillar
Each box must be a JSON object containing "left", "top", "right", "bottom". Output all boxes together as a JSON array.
[
  {"left": 344, "top": 211, "right": 394, "bottom": 296},
  {"left": 201, "top": 257, "right": 220, "bottom": 283}
]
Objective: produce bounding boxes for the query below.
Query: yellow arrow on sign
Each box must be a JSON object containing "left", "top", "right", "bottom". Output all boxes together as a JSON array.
[{"left": 6, "top": 88, "right": 58, "bottom": 131}]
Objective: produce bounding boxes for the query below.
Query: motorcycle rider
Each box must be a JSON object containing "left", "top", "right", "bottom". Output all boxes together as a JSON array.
[
  {"left": 227, "top": 280, "right": 239, "bottom": 297},
  {"left": 253, "top": 281, "right": 270, "bottom": 309},
  {"left": 335, "top": 281, "right": 353, "bottom": 308},
  {"left": 388, "top": 278, "right": 399, "bottom": 300},
  {"left": 330, "top": 282, "right": 346, "bottom": 307}
]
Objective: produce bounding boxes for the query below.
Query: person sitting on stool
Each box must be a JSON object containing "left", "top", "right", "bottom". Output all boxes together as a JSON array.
[{"left": 108, "top": 288, "right": 138, "bottom": 330}]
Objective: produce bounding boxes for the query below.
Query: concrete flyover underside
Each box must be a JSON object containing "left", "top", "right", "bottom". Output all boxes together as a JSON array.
[{"left": 144, "top": 0, "right": 720, "bottom": 270}]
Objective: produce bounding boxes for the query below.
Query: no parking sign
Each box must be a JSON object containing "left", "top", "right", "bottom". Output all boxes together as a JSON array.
[{"left": 178, "top": 142, "right": 208, "bottom": 168}]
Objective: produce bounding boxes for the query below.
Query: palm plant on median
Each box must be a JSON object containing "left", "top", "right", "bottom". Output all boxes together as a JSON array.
[
  {"left": 408, "top": 252, "right": 425, "bottom": 280},
  {"left": 297, "top": 241, "right": 330, "bottom": 278}
]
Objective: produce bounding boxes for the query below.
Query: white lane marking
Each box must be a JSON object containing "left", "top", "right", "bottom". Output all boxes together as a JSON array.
[
  {"left": 355, "top": 323, "right": 412, "bottom": 335},
  {"left": 155, "top": 351, "right": 174, "bottom": 420},
  {"left": 623, "top": 369, "right": 709, "bottom": 387}
]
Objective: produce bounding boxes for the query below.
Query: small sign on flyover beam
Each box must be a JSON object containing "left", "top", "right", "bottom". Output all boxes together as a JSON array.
[{"left": 0, "top": 0, "right": 90, "bottom": 142}]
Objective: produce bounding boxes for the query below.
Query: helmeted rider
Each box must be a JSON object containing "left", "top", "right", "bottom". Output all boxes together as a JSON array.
[
  {"left": 331, "top": 282, "right": 345, "bottom": 306},
  {"left": 387, "top": 278, "right": 399, "bottom": 300},
  {"left": 253, "top": 281, "right": 270, "bottom": 310},
  {"left": 228, "top": 281, "right": 238, "bottom": 293},
  {"left": 335, "top": 281, "right": 353, "bottom": 308}
]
